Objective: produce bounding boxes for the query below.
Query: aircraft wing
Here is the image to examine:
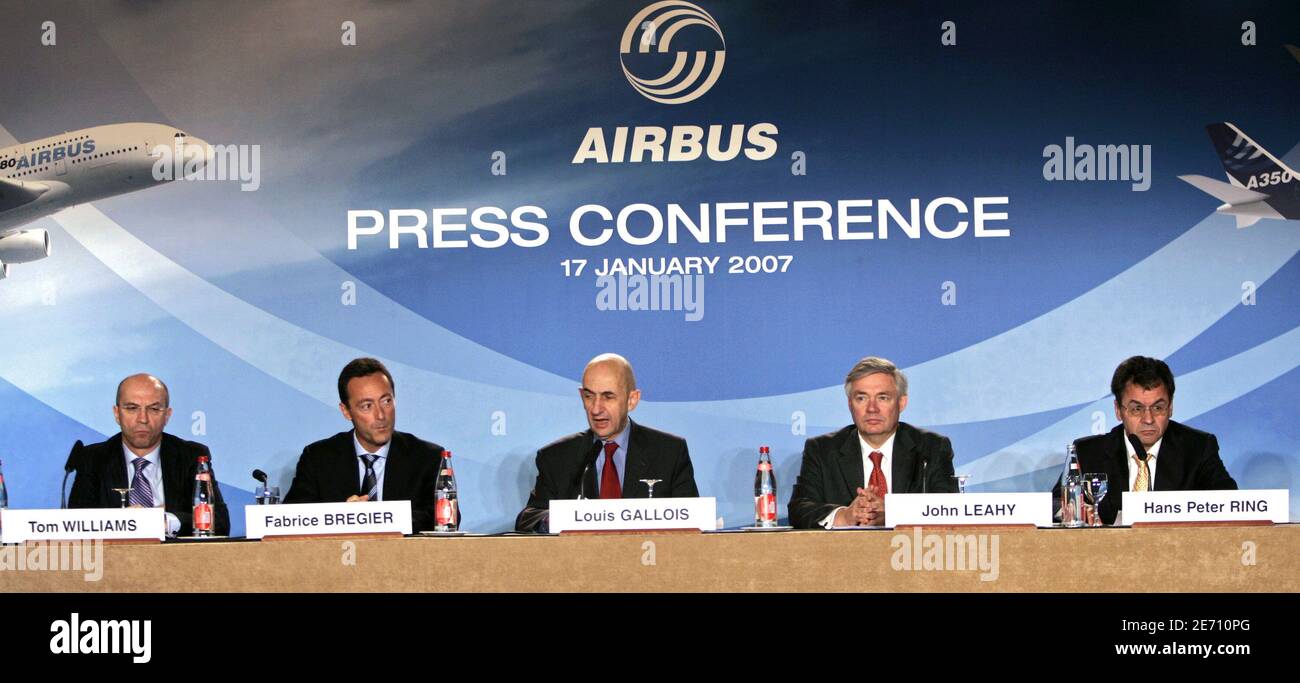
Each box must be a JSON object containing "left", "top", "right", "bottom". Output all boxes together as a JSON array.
[
  {"left": 0, "top": 177, "right": 50, "bottom": 213},
  {"left": 1177, "top": 174, "right": 1269, "bottom": 206}
]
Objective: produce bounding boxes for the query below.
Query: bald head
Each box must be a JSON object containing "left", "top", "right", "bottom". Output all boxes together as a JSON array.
[
  {"left": 116, "top": 374, "right": 170, "bottom": 407},
  {"left": 113, "top": 374, "right": 173, "bottom": 456},
  {"left": 579, "top": 353, "right": 640, "bottom": 439},
  {"left": 583, "top": 353, "right": 637, "bottom": 394}
]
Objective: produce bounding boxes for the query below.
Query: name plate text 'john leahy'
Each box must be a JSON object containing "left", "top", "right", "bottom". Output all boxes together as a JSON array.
[{"left": 888, "top": 493, "right": 1053, "bottom": 527}]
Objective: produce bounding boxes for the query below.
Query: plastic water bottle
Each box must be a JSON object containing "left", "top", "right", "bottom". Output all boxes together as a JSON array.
[
  {"left": 1062, "top": 444, "right": 1084, "bottom": 528},
  {"left": 434, "top": 451, "right": 458, "bottom": 532},
  {"left": 192, "top": 455, "right": 215, "bottom": 537},
  {"left": 754, "top": 446, "right": 778, "bottom": 528}
]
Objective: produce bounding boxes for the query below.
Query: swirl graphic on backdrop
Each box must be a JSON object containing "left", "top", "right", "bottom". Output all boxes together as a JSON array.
[{"left": 620, "top": 1, "right": 725, "bottom": 104}]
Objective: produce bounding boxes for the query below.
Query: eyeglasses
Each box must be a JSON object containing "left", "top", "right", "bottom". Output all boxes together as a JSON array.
[
  {"left": 118, "top": 404, "right": 166, "bottom": 418},
  {"left": 1123, "top": 402, "right": 1168, "bottom": 418}
]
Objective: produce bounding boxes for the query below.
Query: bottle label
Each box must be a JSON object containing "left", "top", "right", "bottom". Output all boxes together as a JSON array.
[
  {"left": 436, "top": 498, "right": 457, "bottom": 527},
  {"left": 193, "top": 503, "right": 214, "bottom": 531},
  {"left": 755, "top": 493, "right": 777, "bottom": 522},
  {"left": 758, "top": 462, "right": 772, "bottom": 472},
  {"left": 196, "top": 472, "right": 211, "bottom": 482}
]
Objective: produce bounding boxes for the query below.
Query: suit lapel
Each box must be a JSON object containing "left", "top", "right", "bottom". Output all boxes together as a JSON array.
[
  {"left": 158, "top": 436, "right": 176, "bottom": 505},
  {"left": 836, "top": 429, "right": 865, "bottom": 499},
  {"left": 382, "top": 434, "right": 407, "bottom": 501},
  {"left": 107, "top": 434, "right": 130, "bottom": 496},
  {"left": 622, "top": 422, "right": 647, "bottom": 498},
  {"left": 1152, "top": 424, "right": 1182, "bottom": 492},
  {"left": 891, "top": 426, "right": 916, "bottom": 494},
  {"left": 1111, "top": 430, "right": 1131, "bottom": 492},
  {"left": 341, "top": 432, "right": 365, "bottom": 498}
]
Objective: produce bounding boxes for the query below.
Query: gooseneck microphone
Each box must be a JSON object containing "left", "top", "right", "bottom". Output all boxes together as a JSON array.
[
  {"left": 252, "top": 469, "right": 268, "bottom": 485},
  {"left": 1127, "top": 433, "right": 1151, "bottom": 490},
  {"left": 576, "top": 440, "right": 603, "bottom": 500},
  {"left": 61, "top": 440, "right": 84, "bottom": 509}
]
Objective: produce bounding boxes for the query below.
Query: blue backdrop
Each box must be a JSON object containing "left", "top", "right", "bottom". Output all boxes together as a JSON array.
[{"left": 0, "top": 0, "right": 1297, "bottom": 535}]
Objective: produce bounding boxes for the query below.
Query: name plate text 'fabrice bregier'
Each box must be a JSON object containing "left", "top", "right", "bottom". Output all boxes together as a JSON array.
[
  {"left": 245, "top": 501, "right": 413, "bottom": 539},
  {"left": 550, "top": 497, "right": 716, "bottom": 532}
]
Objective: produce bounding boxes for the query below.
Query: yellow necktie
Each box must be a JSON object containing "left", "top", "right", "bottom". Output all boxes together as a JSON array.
[{"left": 1132, "top": 453, "right": 1152, "bottom": 492}]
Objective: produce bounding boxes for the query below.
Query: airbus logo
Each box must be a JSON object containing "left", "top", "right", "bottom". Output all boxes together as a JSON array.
[{"left": 620, "top": 1, "right": 725, "bottom": 104}]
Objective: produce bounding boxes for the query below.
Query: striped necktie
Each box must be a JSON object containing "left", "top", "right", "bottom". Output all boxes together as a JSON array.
[
  {"left": 1132, "top": 452, "right": 1153, "bottom": 492},
  {"left": 128, "top": 457, "right": 155, "bottom": 507},
  {"left": 360, "top": 453, "right": 379, "bottom": 500}
]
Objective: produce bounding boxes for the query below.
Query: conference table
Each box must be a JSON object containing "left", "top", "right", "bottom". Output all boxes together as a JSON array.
[{"left": 4, "top": 524, "right": 1297, "bottom": 592}]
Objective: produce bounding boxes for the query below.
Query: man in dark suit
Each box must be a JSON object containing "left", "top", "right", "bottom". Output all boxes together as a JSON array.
[
  {"left": 1055, "top": 356, "right": 1236, "bottom": 525},
  {"left": 790, "top": 356, "right": 956, "bottom": 529},
  {"left": 284, "top": 357, "right": 451, "bottom": 533},
  {"left": 69, "top": 374, "right": 230, "bottom": 537},
  {"left": 515, "top": 353, "right": 699, "bottom": 532}
]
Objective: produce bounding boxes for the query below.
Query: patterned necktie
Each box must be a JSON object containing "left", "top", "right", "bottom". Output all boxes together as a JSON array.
[
  {"left": 599, "top": 441, "right": 621, "bottom": 499},
  {"left": 128, "top": 457, "right": 154, "bottom": 507},
  {"left": 868, "top": 451, "right": 887, "bottom": 498},
  {"left": 1132, "top": 452, "right": 1153, "bottom": 492},
  {"left": 360, "top": 453, "right": 379, "bottom": 500}
]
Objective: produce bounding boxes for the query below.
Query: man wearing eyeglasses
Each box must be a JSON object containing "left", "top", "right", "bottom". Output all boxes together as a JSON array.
[
  {"left": 1059, "top": 356, "right": 1237, "bottom": 525},
  {"left": 68, "top": 374, "right": 231, "bottom": 537}
]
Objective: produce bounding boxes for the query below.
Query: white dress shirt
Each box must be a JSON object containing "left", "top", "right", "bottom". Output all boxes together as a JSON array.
[
  {"left": 353, "top": 432, "right": 392, "bottom": 501},
  {"left": 821, "top": 431, "right": 896, "bottom": 528},
  {"left": 1123, "top": 433, "right": 1162, "bottom": 491},
  {"left": 121, "top": 441, "right": 180, "bottom": 536}
]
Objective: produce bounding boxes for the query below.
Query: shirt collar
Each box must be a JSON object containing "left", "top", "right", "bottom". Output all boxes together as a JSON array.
[
  {"left": 858, "top": 430, "right": 896, "bottom": 460},
  {"left": 595, "top": 419, "right": 632, "bottom": 454},
  {"left": 122, "top": 438, "right": 161, "bottom": 467},
  {"left": 1123, "top": 433, "right": 1162, "bottom": 460},
  {"left": 353, "top": 432, "right": 392, "bottom": 459}
]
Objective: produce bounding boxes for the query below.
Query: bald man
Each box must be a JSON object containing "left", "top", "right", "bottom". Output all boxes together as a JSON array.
[
  {"left": 68, "top": 374, "right": 231, "bottom": 537},
  {"left": 515, "top": 353, "right": 699, "bottom": 533}
]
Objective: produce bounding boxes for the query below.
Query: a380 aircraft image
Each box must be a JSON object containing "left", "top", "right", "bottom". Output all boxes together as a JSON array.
[{"left": 0, "top": 122, "right": 209, "bottom": 279}]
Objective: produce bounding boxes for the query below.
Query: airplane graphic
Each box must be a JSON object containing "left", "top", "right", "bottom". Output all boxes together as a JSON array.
[
  {"left": 0, "top": 122, "right": 208, "bottom": 278},
  {"left": 1179, "top": 122, "right": 1300, "bottom": 229}
]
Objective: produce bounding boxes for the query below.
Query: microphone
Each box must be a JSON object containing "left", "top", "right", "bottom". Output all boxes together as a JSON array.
[
  {"left": 61, "top": 440, "right": 84, "bottom": 509},
  {"left": 1127, "top": 433, "right": 1148, "bottom": 462},
  {"left": 252, "top": 469, "right": 268, "bottom": 484},
  {"left": 921, "top": 457, "right": 929, "bottom": 494},
  {"left": 576, "top": 440, "right": 602, "bottom": 500},
  {"left": 1128, "top": 433, "right": 1152, "bottom": 491}
]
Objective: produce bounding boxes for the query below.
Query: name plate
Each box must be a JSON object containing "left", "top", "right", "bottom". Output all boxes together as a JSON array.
[
  {"left": 245, "top": 501, "right": 412, "bottom": 539},
  {"left": 549, "top": 497, "right": 716, "bottom": 533},
  {"left": 1, "top": 508, "right": 165, "bottom": 543},
  {"left": 888, "top": 493, "right": 1052, "bottom": 528},
  {"left": 1122, "top": 489, "right": 1289, "bottom": 524}
]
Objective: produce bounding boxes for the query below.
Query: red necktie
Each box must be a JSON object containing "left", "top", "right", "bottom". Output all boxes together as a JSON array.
[
  {"left": 868, "top": 451, "right": 887, "bottom": 498},
  {"left": 600, "top": 441, "right": 621, "bottom": 499}
]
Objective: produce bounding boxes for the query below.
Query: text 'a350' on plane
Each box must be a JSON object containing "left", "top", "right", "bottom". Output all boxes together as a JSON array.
[
  {"left": 1180, "top": 122, "right": 1300, "bottom": 229},
  {"left": 0, "top": 122, "right": 211, "bottom": 279}
]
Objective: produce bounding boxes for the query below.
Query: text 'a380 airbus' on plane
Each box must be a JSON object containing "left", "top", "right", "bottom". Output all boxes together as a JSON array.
[{"left": 0, "top": 122, "right": 211, "bottom": 279}]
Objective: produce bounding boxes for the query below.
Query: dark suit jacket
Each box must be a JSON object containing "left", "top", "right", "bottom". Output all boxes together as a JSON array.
[
  {"left": 68, "top": 432, "right": 231, "bottom": 537},
  {"left": 789, "top": 422, "right": 957, "bottom": 529},
  {"left": 283, "top": 430, "right": 450, "bottom": 533},
  {"left": 1053, "top": 421, "right": 1237, "bottom": 525},
  {"left": 515, "top": 421, "right": 700, "bottom": 532}
]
